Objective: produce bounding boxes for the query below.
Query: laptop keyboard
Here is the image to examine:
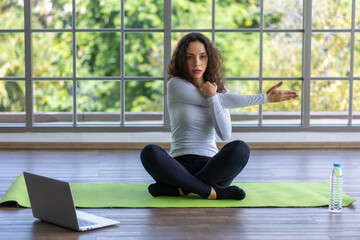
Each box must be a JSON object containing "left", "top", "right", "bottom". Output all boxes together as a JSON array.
[{"left": 78, "top": 218, "right": 96, "bottom": 227}]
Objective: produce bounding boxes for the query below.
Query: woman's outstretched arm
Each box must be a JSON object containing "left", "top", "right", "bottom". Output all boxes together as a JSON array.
[
  {"left": 218, "top": 81, "right": 298, "bottom": 109},
  {"left": 217, "top": 92, "right": 268, "bottom": 109}
]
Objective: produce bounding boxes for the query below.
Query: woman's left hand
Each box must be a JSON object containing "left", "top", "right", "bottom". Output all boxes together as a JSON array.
[
  {"left": 198, "top": 81, "right": 218, "bottom": 98},
  {"left": 266, "top": 81, "right": 299, "bottom": 103}
]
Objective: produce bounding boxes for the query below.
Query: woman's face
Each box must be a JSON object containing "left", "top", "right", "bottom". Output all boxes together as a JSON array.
[{"left": 185, "top": 41, "right": 208, "bottom": 84}]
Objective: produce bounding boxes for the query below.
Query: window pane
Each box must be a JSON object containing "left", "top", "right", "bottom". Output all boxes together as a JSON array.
[
  {"left": 263, "top": 33, "right": 302, "bottom": 77},
  {"left": 33, "top": 32, "right": 73, "bottom": 77},
  {"left": 310, "top": 80, "right": 349, "bottom": 125},
  {"left": 0, "top": 81, "right": 25, "bottom": 124},
  {"left": 0, "top": 33, "right": 25, "bottom": 77},
  {"left": 77, "top": 81, "right": 120, "bottom": 124},
  {"left": 216, "top": 33, "right": 259, "bottom": 77},
  {"left": 263, "top": 81, "right": 302, "bottom": 125},
  {"left": 353, "top": 33, "right": 360, "bottom": 77},
  {"left": 34, "top": 81, "right": 73, "bottom": 124},
  {"left": 312, "top": 0, "right": 351, "bottom": 29},
  {"left": 311, "top": 33, "right": 351, "bottom": 77},
  {"left": 0, "top": 0, "right": 24, "bottom": 29},
  {"left": 356, "top": 0, "right": 360, "bottom": 28},
  {"left": 172, "top": 0, "right": 211, "bottom": 29},
  {"left": 125, "top": 0, "right": 164, "bottom": 28},
  {"left": 225, "top": 80, "right": 259, "bottom": 125},
  {"left": 125, "top": 80, "right": 163, "bottom": 125},
  {"left": 125, "top": 33, "right": 163, "bottom": 76},
  {"left": 32, "top": 0, "right": 72, "bottom": 29},
  {"left": 77, "top": 32, "right": 120, "bottom": 77},
  {"left": 171, "top": 32, "right": 212, "bottom": 53},
  {"left": 76, "top": 0, "right": 121, "bottom": 28},
  {"left": 264, "top": 0, "right": 303, "bottom": 29},
  {"left": 353, "top": 81, "right": 360, "bottom": 125},
  {"left": 216, "top": 0, "right": 259, "bottom": 29}
]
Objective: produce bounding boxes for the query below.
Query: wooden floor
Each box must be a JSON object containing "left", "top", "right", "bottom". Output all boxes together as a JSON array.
[{"left": 0, "top": 148, "right": 359, "bottom": 240}]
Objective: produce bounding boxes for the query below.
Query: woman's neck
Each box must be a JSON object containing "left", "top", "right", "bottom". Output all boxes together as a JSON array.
[{"left": 194, "top": 77, "right": 204, "bottom": 86}]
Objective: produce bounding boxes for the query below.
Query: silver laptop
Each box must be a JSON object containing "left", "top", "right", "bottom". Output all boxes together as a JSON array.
[{"left": 23, "top": 172, "right": 119, "bottom": 231}]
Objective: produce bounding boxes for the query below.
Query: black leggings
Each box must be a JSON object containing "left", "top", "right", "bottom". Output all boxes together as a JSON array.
[{"left": 140, "top": 140, "right": 250, "bottom": 198}]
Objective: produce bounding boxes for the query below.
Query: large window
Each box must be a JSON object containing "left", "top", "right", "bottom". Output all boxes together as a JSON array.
[{"left": 0, "top": 0, "right": 359, "bottom": 132}]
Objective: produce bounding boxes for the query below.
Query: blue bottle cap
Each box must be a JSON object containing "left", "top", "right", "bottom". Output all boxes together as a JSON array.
[{"left": 334, "top": 163, "right": 341, "bottom": 167}]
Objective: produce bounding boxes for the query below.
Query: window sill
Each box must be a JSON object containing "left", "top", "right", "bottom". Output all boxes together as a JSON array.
[{"left": 0, "top": 132, "right": 359, "bottom": 149}]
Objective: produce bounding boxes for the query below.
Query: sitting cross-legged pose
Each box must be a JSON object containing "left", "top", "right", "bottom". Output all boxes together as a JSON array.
[{"left": 140, "top": 32, "right": 298, "bottom": 200}]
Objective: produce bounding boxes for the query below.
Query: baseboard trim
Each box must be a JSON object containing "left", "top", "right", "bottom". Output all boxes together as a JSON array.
[{"left": 0, "top": 142, "right": 359, "bottom": 150}]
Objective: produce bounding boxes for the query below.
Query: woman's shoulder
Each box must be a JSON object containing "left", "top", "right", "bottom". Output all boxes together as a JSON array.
[
  {"left": 167, "top": 77, "right": 191, "bottom": 88},
  {"left": 168, "top": 77, "right": 185, "bottom": 83}
]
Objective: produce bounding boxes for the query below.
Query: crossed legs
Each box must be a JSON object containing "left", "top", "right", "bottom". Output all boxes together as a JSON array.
[{"left": 140, "top": 140, "right": 250, "bottom": 200}]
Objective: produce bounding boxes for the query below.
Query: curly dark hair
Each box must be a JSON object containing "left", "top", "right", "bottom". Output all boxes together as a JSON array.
[{"left": 167, "top": 32, "right": 226, "bottom": 93}]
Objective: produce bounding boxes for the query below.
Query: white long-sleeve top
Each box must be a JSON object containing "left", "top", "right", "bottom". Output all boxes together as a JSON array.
[{"left": 167, "top": 77, "right": 267, "bottom": 157}]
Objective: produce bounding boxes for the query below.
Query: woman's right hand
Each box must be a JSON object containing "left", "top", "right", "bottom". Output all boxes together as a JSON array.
[{"left": 198, "top": 82, "right": 217, "bottom": 98}]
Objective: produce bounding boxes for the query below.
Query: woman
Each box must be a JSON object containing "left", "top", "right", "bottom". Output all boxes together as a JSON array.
[{"left": 140, "top": 32, "right": 298, "bottom": 200}]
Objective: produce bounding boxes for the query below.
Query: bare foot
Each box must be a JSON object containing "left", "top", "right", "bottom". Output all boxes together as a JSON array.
[
  {"left": 178, "top": 187, "right": 185, "bottom": 196},
  {"left": 207, "top": 186, "right": 217, "bottom": 200}
]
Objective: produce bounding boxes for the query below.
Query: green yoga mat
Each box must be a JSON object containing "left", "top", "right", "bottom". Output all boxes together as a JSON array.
[{"left": 0, "top": 174, "right": 356, "bottom": 208}]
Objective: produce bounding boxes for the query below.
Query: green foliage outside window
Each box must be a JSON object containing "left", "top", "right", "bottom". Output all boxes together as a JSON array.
[{"left": 0, "top": 0, "right": 356, "bottom": 123}]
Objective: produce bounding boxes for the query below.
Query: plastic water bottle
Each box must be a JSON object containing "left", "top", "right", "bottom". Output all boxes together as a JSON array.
[{"left": 329, "top": 163, "right": 343, "bottom": 213}]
